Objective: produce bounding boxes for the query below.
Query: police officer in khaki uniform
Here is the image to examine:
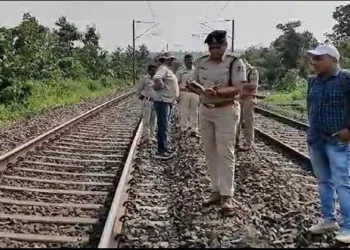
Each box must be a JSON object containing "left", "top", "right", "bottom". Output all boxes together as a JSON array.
[
  {"left": 176, "top": 54, "right": 200, "bottom": 136},
  {"left": 187, "top": 30, "right": 247, "bottom": 213},
  {"left": 236, "top": 60, "right": 259, "bottom": 150},
  {"left": 136, "top": 63, "right": 158, "bottom": 144}
]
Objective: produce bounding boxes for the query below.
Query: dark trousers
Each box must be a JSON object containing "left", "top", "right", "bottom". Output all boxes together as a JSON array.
[{"left": 153, "top": 101, "right": 172, "bottom": 154}]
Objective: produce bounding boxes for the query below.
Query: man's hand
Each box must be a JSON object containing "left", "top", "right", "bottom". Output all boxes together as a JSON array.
[
  {"left": 180, "top": 86, "right": 188, "bottom": 91},
  {"left": 187, "top": 80, "right": 205, "bottom": 95},
  {"left": 337, "top": 128, "right": 350, "bottom": 142},
  {"left": 153, "top": 82, "right": 164, "bottom": 91},
  {"left": 203, "top": 88, "right": 217, "bottom": 97},
  {"left": 212, "top": 82, "right": 223, "bottom": 90}
]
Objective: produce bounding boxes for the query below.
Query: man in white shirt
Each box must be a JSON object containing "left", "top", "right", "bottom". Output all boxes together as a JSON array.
[
  {"left": 136, "top": 63, "right": 158, "bottom": 144},
  {"left": 152, "top": 52, "right": 180, "bottom": 160},
  {"left": 176, "top": 54, "right": 200, "bottom": 137}
]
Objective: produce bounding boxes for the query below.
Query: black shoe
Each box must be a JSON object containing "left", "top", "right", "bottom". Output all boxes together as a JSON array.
[{"left": 154, "top": 151, "right": 174, "bottom": 160}]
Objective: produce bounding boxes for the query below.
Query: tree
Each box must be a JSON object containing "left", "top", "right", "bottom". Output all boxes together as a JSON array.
[
  {"left": 54, "top": 16, "right": 82, "bottom": 56},
  {"left": 83, "top": 25, "right": 100, "bottom": 47},
  {"left": 272, "top": 20, "right": 318, "bottom": 74},
  {"left": 0, "top": 13, "right": 152, "bottom": 105},
  {"left": 325, "top": 4, "right": 350, "bottom": 44}
]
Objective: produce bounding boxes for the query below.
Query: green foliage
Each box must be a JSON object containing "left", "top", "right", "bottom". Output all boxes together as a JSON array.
[
  {"left": 325, "top": 4, "right": 350, "bottom": 44},
  {"left": 266, "top": 89, "right": 306, "bottom": 103},
  {"left": 242, "top": 20, "right": 318, "bottom": 92},
  {"left": 0, "top": 13, "right": 150, "bottom": 107},
  {"left": 274, "top": 69, "right": 307, "bottom": 93},
  {"left": 0, "top": 78, "right": 129, "bottom": 125}
]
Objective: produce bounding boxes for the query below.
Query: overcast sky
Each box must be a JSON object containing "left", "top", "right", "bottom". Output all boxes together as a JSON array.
[{"left": 0, "top": 1, "right": 348, "bottom": 52}]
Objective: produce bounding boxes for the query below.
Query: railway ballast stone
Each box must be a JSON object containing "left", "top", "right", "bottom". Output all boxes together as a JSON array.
[{"left": 120, "top": 110, "right": 340, "bottom": 248}]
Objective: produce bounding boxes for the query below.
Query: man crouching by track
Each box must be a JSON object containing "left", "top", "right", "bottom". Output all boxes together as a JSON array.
[
  {"left": 137, "top": 63, "right": 158, "bottom": 144},
  {"left": 152, "top": 52, "right": 179, "bottom": 160},
  {"left": 306, "top": 44, "right": 350, "bottom": 243},
  {"left": 187, "top": 30, "right": 246, "bottom": 214}
]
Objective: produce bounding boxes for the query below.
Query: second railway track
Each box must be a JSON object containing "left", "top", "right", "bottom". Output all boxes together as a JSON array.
[
  {"left": 0, "top": 91, "right": 143, "bottom": 248},
  {"left": 254, "top": 107, "right": 309, "bottom": 162}
]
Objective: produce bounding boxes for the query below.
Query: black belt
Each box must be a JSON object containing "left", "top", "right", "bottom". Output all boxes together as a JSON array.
[{"left": 144, "top": 97, "right": 153, "bottom": 101}]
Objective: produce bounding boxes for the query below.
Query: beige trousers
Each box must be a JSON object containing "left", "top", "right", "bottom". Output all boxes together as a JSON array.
[
  {"left": 200, "top": 104, "right": 240, "bottom": 196},
  {"left": 236, "top": 97, "right": 256, "bottom": 147},
  {"left": 179, "top": 91, "right": 200, "bottom": 132},
  {"left": 142, "top": 99, "right": 156, "bottom": 139}
]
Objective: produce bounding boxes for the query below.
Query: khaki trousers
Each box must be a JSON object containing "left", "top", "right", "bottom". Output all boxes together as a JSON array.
[
  {"left": 142, "top": 99, "right": 156, "bottom": 139},
  {"left": 200, "top": 104, "right": 240, "bottom": 196},
  {"left": 179, "top": 91, "right": 200, "bottom": 132},
  {"left": 237, "top": 97, "right": 256, "bottom": 147}
]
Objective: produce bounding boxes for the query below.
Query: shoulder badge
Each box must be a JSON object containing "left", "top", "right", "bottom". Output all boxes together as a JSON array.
[
  {"left": 195, "top": 54, "right": 210, "bottom": 65},
  {"left": 197, "top": 54, "right": 210, "bottom": 60},
  {"left": 236, "top": 59, "right": 245, "bottom": 73}
]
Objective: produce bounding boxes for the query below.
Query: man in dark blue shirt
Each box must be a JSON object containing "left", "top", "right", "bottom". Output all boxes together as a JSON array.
[{"left": 307, "top": 44, "right": 350, "bottom": 243}]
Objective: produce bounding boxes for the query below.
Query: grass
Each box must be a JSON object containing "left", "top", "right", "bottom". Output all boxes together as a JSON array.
[
  {"left": 265, "top": 88, "right": 306, "bottom": 104},
  {"left": 0, "top": 78, "right": 131, "bottom": 126},
  {"left": 260, "top": 87, "right": 308, "bottom": 122}
]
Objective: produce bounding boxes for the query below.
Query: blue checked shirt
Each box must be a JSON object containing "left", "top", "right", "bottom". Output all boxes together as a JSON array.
[{"left": 307, "top": 67, "right": 350, "bottom": 144}]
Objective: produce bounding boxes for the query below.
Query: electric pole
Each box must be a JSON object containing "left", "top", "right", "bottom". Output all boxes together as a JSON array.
[
  {"left": 231, "top": 19, "right": 235, "bottom": 53},
  {"left": 131, "top": 20, "right": 159, "bottom": 86},
  {"left": 132, "top": 19, "right": 136, "bottom": 86}
]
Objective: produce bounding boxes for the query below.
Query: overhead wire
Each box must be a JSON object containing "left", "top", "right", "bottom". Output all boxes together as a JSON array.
[
  {"left": 135, "top": 23, "right": 160, "bottom": 40},
  {"left": 147, "top": 1, "right": 157, "bottom": 19},
  {"left": 204, "top": 1, "right": 217, "bottom": 19},
  {"left": 146, "top": 1, "right": 172, "bottom": 52},
  {"left": 217, "top": 1, "right": 230, "bottom": 17}
]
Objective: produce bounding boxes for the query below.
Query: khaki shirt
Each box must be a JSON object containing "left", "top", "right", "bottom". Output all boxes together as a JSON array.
[
  {"left": 136, "top": 74, "right": 156, "bottom": 99},
  {"left": 176, "top": 66, "right": 194, "bottom": 90},
  {"left": 191, "top": 54, "right": 247, "bottom": 104},
  {"left": 152, "top": 64, "right": 179, "bottom": 103},
  {"left": 241, "top": 67, "right": 259, "bottom": 96}
]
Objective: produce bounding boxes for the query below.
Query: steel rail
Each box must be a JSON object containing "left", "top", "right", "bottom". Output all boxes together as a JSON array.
[
  {"left": 0, "top": 91, "right": 135, "bottom": 170},
  {"left": 98, "top": 119, "right": 143, "bottom": 248},
  {"left": 255, "top": 106, "right": 309, "bottom": 130},
  {"left": 254, "top": 107, "right": 312, "bottom": 169}
]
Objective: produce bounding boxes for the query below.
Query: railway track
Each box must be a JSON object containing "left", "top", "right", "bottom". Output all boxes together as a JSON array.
[
  {"left": 254, "top": 107, "right": 310, "bottom": 164},
  {"left": 107, "top": 106, "right": 326, "bottom": 248},
  {"left": 0, "top": 93, "right": 324, "bottom": 248},
  {"left": 0, "top": 91, "right": 144, "bottom": 248},
  {"left": 96, "top": 102, "right": 336, "bottom": 248}
]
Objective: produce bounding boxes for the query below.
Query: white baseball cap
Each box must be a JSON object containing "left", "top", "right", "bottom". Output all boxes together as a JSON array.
[{"left": 307, "top": 44, "right": 340, "bottom": 61}]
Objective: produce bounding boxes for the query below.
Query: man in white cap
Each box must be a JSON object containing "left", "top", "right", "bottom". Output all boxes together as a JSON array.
[
  {"left": 306, "top": 44, "right": 350, "bottom": 243},
  {"left": 152, "top": 51, "right": 179, "bottom": 160}
]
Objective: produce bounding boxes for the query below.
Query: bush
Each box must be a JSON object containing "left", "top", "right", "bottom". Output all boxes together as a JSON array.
[
  {"left": 274, "top": 69, "right": 307, "bottom": 92},
  {"left": 0, "top": 78, "right": 128, "bottom": 125}
]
